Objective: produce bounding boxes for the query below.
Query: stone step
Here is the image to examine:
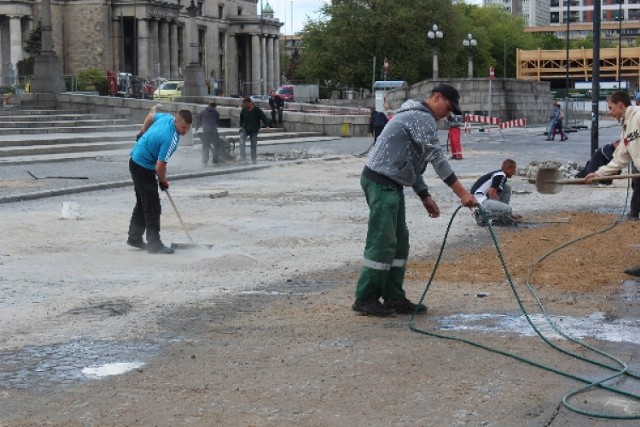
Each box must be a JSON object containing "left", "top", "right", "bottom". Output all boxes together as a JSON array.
[
  {"left": 0, "top": 131, "right": 326, "bottom": 157},
  {"left": 0, "top": 141, "right": 136, "bottom": 157},
  {"left": 0, "top": 113, "right": 130, "bottom": 122},
  {"left": 0, "top": 127, "right": 291, "bottom": 147},
  {"left": 0, "top": 109, "right": 86, "bottom": 116},
  {"left": 0, "top": 136, "right": 341, "bottom": 165},
  {"left": 0, "top": 118, "right": 132, "bottom": 128},
  {"left": 0, "top": 124, "right": 142, "bottom": 135}
]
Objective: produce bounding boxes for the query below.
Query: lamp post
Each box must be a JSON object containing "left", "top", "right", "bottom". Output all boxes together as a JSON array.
[
  {"left": 260, "top": 0, "right": 264, "bottom": 95},
  {"left": 463, "top": 33, "right": 477, "bottom": 78},
  {"left": 427, "top": 24, "right": 443, "bottom": 79},
  {"left": 617, "top": 0, "right": 623, "bottom": 82}
]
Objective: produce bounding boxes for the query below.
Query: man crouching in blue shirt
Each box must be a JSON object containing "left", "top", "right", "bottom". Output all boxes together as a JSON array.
[{"left": 128, "top": 108, "right": 193, "bottom": 254}]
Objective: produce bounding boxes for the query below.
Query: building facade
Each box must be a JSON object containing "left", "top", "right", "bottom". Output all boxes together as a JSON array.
[
  {"left": 0, "top": 0, "right": 282, "bottom": 97},
  {"left": 483, "top": 0, "right": 550, "bottom": 26}
]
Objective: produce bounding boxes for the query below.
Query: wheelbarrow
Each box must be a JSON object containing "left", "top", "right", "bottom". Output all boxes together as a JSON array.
[{"left": 534, "top": 168, "right": 640, "bottom": 194}]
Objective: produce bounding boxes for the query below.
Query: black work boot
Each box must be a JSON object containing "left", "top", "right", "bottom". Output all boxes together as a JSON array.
[
  {"left": 126, "top": 237, "right": 146, "bottom": 250},
  {"left": 383, "top": 297, "right": 428, "bottom": 315},
  {"left": 146, "top": 240, "right": 174, "bottom": 254},
  {"left": 624, "top": 264, "right": 640, "bottom": 277},
  {"left": 352, "top": 297, "right": 395, "bottom": 317}
]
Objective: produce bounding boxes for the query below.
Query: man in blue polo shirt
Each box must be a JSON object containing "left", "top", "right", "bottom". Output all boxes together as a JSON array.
[{"left": 128, "top": 108, "right": 193, "bottom": 254}]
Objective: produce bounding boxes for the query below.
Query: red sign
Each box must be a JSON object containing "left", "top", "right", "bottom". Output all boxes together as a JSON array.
[
  {"left": 384, "top": 58, "right": 389, "bottom": 72},
  {"left": 489, "top": 66, "right": 495, "bottom": 79}
]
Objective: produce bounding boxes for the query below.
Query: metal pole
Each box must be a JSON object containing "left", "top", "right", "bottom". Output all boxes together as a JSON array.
[
  {"left": 503, "top": 38, "right": 506, "bottom": 77},
  {"left": 592, "top": 0, "right": 602, "bottom": 155},
  {"left": 371, "top": 55, "right": 376, "bottom": 93},
  {"left": 618, "top": 0, "right": 623, "bottom": 82},
  {"left": 260, "top": 0, "right": 264, "bottom": 96},
  {"left": 565, "top": 0, "right": 570, "bottom": 108}
]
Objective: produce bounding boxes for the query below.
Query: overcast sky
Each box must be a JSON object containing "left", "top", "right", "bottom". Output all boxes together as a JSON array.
[{"left": 268, "top": 0, "right": 483, "bottom": 35}]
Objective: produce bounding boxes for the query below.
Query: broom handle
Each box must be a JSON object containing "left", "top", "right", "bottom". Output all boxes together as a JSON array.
[
  {"left": 553, "top": 173, "right": 640, "bottom": 185},
  {"left": 165, "top": 190, "right": 195, "bottom": 243}
]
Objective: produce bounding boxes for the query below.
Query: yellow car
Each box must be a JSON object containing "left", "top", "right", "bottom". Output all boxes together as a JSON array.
[{"left": 153, "top": 81, "right": 183, "bottom": 101}]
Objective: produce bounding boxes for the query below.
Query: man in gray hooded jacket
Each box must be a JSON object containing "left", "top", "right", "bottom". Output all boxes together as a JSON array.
[{"left": 353, "top": 84, "right": 477, "bottom": 317}]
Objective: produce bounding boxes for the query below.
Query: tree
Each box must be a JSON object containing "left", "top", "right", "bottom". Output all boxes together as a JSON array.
[
  {"left": 17, "top": 23, "right": 42, "bottom": 76},
  {"left": 24, "top": 23, "right": 42, "bottom": 56},
  {"left": 296, "top": 1, "right": 534, "bottom": 88}
]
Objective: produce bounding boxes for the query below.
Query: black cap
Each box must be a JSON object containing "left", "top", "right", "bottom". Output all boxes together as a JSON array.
[{"left": 431, "top": 84, "right": 462, "bottom": 115}]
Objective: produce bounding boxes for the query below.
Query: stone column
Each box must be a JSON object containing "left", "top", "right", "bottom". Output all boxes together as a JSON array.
[
  {"left": 211, "top": 29, "right": 219, "bottom": 79},
  {"left": 9, "top": 16, "right": 23, "bottom": 72},
  {"left": 149, "top": 20, "right": 159, "bottom": 78},
  {"left": 159, "top": 20, "right": 170, "bottom": 78},
  {"left": 112, "top": 18, "right": 122, "bottom": 72},
  {"left": 260, "top": 34, "right": 267, "bottom": 94},
  {"left": 273, "top": 36, "right": 280, "bottom": 89},
  {"left": 266, "top": 36, "right": 274, "bottom": 91},
  {"left": 137, "top": 19, "right": 150, "bottom": 78},
  {"left": 226, "top": 34, "right": 237, "bottom": 97},
  {"left": 169, "top": 22, "right": 178, "bottom": 79},
  {"left": 251, "top": 34, "right": 260, "bottom": 94}
]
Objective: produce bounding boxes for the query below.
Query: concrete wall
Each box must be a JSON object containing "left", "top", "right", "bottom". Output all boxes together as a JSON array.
[
  {"left": 16, "top": 93, "right": 372, "bottom": 137},
  {"left": 385, "top": 78, "right": 552, "bottom": 125}
]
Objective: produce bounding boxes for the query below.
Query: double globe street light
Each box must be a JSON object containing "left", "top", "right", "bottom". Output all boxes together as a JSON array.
[
  {"left": 427, "top": 24, "right": 443, "bottom": 79},
  {"left": 463, "top": 33, "right": 477, "bottom": 78}
]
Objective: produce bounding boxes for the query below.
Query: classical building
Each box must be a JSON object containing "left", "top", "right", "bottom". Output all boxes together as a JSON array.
[{"left": 0, "top": 0, "right": 282, "bottom": 97}]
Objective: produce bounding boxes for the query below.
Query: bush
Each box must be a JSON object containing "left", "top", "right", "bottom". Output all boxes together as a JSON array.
[{"left": 77, "top": 68, "right": 106, "bottom": 92}]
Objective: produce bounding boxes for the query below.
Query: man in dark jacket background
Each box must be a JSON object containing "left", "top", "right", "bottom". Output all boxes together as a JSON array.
[
  {"left": 269, "top": 90, "right": 285, "bottom": 127},
  {"left": 239, "top": 97, "right": 271, "bottom": 164},
  {"left": 195, "top": 102, "right": 222, "bottom": 165},
  {"left": 369, "top": 107, "right": 388, "bottom": 143}
]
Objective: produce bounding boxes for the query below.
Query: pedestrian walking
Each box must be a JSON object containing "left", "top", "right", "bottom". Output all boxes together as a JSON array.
[
  {"left": 128, "top": 107, "right": 193, "bottom": 254},
  {"left": 353, "top": 84, "right": 477, "bottom": 317},
  {"left": 369, "top": 107, "right": 389, "bottom": 143},
  {"left": 447, "top": 112, "right": 464, "bottom": 159}
]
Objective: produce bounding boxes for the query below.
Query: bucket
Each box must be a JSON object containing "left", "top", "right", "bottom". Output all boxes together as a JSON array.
[{"left": 61, "top": 201, "right": 82, "bottom": 219}]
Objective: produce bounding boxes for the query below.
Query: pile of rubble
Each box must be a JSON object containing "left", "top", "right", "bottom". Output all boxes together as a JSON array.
[{"left": 518, "top": 160, "right": 583, "bottom": 181}]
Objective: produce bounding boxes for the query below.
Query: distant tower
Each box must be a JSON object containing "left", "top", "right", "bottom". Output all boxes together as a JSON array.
[{"left": 263, "top": 2, "right": 274, "bottom": 18}]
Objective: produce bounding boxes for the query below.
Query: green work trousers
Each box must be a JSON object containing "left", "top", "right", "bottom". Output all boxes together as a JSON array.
[{"left": 355, "top": 176, "right": 409, "bottom": 301}]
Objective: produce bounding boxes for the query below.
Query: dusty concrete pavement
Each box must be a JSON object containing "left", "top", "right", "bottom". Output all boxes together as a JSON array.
[{"left": 1, "top": 122, "right": 639, "bottom": 425}]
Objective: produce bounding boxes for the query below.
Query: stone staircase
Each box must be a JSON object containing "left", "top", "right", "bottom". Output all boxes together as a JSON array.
[{"left": 0, "top": 107, "right": 335, "bottom": 165}]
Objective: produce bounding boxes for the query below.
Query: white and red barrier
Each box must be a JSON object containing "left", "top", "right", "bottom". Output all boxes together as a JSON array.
[
  {"left": 463, "top": 114, "right": 501, "bottom": 134},
  {"left": 499, "top": 118, "right": 527, "bottom": 129},
  {"left": 464, "top": 114, "right": 501, "bottom": 125}
]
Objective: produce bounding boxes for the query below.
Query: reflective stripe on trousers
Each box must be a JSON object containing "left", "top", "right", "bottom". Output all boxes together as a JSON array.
[{"left": 362, "top": 258, "right": 407, "bottom": 270}]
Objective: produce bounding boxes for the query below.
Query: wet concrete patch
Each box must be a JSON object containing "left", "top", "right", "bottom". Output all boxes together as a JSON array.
[
  {"left": 437, "top": 312, "right": 640, "bottom": 344},
  {"left": 0, "top": 339, "right": 159, "bottom": 390}
]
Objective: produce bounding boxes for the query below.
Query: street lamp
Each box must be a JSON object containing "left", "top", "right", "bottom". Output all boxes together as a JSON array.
[
  {"left": 616, "top": 0, "right": 623, "bottom": 82},
  {"left": 427, "top": 24, "right": 443, "bottom": 79},
  {"left": 260, "top": 0, "right": 264, "bottom": 95},
  {"left": 462, "top": 33, "right": 477, "bottom": 78}
]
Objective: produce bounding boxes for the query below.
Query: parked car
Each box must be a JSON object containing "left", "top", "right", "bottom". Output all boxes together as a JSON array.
[
  {"left": 153, "top": 81, "right": 183, "bottom": 102},
  {"left": 276, "top": 85, "right": 294, "bottom": 102},
  {"left": 249, "top": 94, "right": 270, "bottom": 102}
]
